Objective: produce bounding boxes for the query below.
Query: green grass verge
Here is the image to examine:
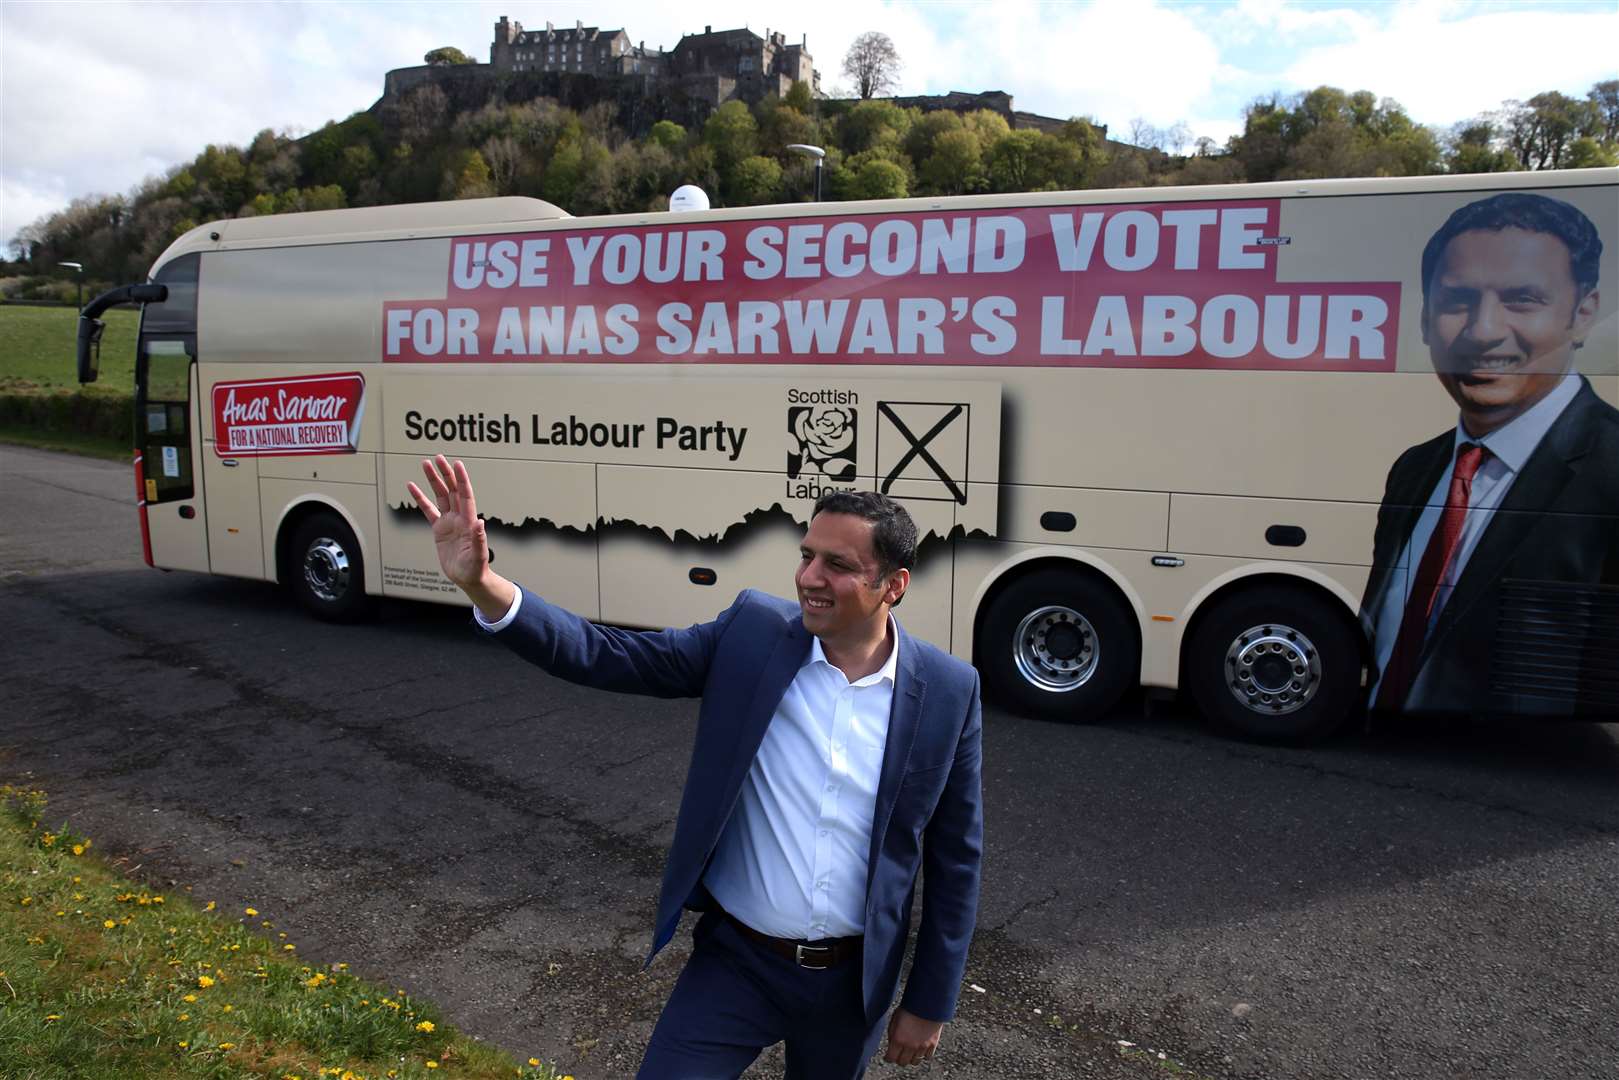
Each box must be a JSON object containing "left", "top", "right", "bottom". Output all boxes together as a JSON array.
[
  {"left": 0, "top": 427, "right": 133, "bottom": 462},
  {"left": 0, "top": 305, "right": 139, "bottom": 456},
  {"left": 0, "top": 305, "right": 139, "bottom": 393},
  {"left": 0, "top": 785, "right": 572, "bottom": 1080}
]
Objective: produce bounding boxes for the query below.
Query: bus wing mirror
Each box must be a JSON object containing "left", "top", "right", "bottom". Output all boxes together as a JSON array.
[
  {"left": 76, "top": 316, "right": 106, "bottom": 384},
  {"left": 76, "top": 283, "right": 169, "bottom": 385}
]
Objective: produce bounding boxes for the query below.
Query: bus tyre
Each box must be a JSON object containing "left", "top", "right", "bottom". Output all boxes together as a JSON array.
[
  {"left": 979, "top": 569, "right": 1139, "bottom": 721},
  {"left": 288, "top": 512, "right": 373, "bottom": 623},
  {"left": 1187, "top": 585, "right": 1360, "bottom": 745}
]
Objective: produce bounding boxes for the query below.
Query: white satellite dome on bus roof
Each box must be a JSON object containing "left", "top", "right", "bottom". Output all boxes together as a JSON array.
[{"left": 669, "top": 185, "right": 710, "bottom": 212}]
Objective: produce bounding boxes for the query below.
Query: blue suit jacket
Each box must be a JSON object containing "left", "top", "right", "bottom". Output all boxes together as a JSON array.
[{"left": 492, "top": 587, "right": 984, "bottom": 1025}]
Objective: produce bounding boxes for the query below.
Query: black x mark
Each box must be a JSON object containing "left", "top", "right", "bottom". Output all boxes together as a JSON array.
[{"left": 878, "top": 402, "right": 966, "bottom": 504}]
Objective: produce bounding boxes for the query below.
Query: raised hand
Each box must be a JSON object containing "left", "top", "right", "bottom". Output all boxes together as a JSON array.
[{"left": 407, "top": 455, "right": 493, "bottom": 592}]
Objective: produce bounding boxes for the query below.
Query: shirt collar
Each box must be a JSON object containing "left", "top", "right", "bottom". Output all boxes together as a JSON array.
[
  {"left": 1453, "top": 373, "right": 1581, "bottom": 475},
  {"left": 807, "top": 613, "right": 900, "bottom": 687}
]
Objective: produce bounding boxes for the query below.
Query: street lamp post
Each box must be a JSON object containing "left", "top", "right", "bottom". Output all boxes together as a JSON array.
[
  {"left": 58, "top": 262, "right": 84, "bottom": 311},
  {"left": 786, "top": 144, "right": 825, "bottom": 202}
]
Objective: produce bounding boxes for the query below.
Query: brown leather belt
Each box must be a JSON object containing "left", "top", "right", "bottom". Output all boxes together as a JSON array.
[{"left": 723, "top": 912, "right": 862, "bottom": 970}]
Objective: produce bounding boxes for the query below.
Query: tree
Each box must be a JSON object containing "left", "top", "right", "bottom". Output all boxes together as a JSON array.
[
  {"left": 424, "top": 46, "right": 474, "bottom": 66},
  {"left": 847, "top": 159, "right": 908, "bottom": 200},
  {"left": 1589, "top": 79, "right": 1619, "bottom": 144},
  {"left": 729, "top": 155, "right": 784, "bottom": 205},
  {"left": 704, "top": 100, "right": 759, "bottom": 171},
  {"left": 838, "top": 99, "right": 912, "bottom": 155},
  {"left": 1446, "top": 120, "right": 1513, "bottom": 173},
  {"left": 842, "top": 31, "right": 901, "bottom": 99},
  {"left": 919, "top": 129, "right": 984, "bottom": 195},
  {"left": 647, "top": 120, "right": 686, "bottom": 153}
]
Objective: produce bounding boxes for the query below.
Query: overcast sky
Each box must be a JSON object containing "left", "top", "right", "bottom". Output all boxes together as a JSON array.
[{"left": 3, "top": 0, "right": 1615, "bottom": 246}]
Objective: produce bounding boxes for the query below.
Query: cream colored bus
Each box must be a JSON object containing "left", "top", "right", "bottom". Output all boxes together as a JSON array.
[{"left": 78, "top": 169, "right": 1619, "bottom": 742}]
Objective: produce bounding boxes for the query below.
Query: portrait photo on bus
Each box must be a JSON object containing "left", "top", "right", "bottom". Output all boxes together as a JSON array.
[{"left": 1360, "top": 191, "right": 1619, "bottom": 718}]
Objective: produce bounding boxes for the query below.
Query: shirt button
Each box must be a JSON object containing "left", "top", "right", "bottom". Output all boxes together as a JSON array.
[{"left": 820, "top": 830, "right": 829, "bottom": 837}]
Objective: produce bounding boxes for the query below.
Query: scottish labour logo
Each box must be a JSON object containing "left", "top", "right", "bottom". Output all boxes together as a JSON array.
[{"left": 788, "top": 405, "right": 857, "bottom": 482}]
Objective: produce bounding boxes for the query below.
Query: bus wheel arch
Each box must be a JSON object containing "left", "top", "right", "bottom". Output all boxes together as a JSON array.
[
  {"left": 1180, "top": 573, "right": 1368, "bottom": 745},
  {"left": 972, "top": 556, "right": 1143, "bottom": 723},
  {"left": 274, "top": 499, "right": 375, "bottom": 623}
]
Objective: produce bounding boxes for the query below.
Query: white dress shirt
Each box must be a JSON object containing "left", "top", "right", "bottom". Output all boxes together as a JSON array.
[
  {"left": 1369, "top": 375, "right": 1581, "bottom": 701},
  {"left": 703, "top": 620, "right": 897, "bottom": 940},
  {"left": 477, "top": 591, "right": 897, "bottom": 940}
]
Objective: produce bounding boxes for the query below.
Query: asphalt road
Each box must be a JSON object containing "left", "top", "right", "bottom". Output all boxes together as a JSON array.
[{"left": 4, "top": 442, "right": 1618, "bottom": 1080}]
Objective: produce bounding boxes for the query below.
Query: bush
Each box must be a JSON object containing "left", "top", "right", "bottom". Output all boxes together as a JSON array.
[{"left": 0, "top": 389, "right": 132, "bottom": 442}]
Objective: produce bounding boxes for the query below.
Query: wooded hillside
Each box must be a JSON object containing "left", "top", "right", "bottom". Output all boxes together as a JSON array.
[{"left": 8, "top": 77, "right": 1615, "bottom": 302}]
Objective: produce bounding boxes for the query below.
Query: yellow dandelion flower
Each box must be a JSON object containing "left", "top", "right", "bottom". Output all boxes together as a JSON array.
[
  {"left": 197, "top": 975, "right": 215, "bottom": 988},
  {"left": 71, "top": 844, "right": 84, "bottom": 856},
  {"left": 183, "top": 994, "right": 197, "bottom": 1003},
  {"left": 72, "top": 876, "right": 80, "bottom": 884},
  {"left": 425, "top": 1064, "right": 438, "bottom": 1071},
  {"left": 103, "top": 920, "right": 115, "bottom": 929},
  {"left": 204, "top": 901, "right": 216, "bottom": 912},
  {"left": 178, "top": 1013, "right": 189, "bottom": 1021},
  {"left": 222, "top": 1004, "right": 233, "bottom": 1013},
  {"left": 415, "top": 1020, "right": 435, "bottom": 1033},
  {"left": 245, "top": 907, "right": 258, "bottom": 916},
  {"left": 178, "top": 1040, "right": 188, "bottom": 1048},
  {"left": 336, "top": 962, "right": 348, "bottom": 970},
  {"left": 154, "top": 896, "right": 164, "bottom": 903},
  {"left": 284, "top": 944, "right": 296, "bottom": 951},
  {"left": 44, "top": 1014, "right": 60, "bottom": 1022},
  {"left": 529, "top": 1060, "right": 540, "bottom": 1067},
  {"left": 19, "top": 897, "right": 31, "bottom": 906},
  {"left": 218, "top": 1041, "right": 234, "bottom": 1050}
]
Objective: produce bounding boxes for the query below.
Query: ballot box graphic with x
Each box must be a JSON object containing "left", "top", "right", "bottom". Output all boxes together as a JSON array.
[{"left": 876, "top": 400, "right": 972, "bottom": 504}]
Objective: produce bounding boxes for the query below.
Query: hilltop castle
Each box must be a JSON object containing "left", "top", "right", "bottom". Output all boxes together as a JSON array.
[
  {"left": 491, "top": 17, "right": 818, "bottom": 106},
  {"left": 379, "top": 15, "right": 1088, "bottom": 138}
]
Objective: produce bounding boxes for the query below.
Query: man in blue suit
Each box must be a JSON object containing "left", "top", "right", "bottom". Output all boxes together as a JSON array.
[{"left": 408, "top": 456, "right": 984, "bottom": 1078}]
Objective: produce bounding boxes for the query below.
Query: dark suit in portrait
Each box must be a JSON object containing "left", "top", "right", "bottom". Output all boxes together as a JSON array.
[{"left": 1363, "top": 377, "right": 1619, "bottom": 715}]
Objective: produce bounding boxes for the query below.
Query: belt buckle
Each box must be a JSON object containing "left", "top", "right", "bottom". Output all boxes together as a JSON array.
[{"left": 795, "top": 943, "right": 832, "bottom": 970}]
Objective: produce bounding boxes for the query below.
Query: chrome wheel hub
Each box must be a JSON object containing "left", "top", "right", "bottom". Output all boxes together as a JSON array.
[
  {"left": 302, "top": 537, "right": 351, "bottom": 603},
  {"left": 1013, "top": 605, "right": 1099, "bottom": 693},
  {"left": 1224, "top": 623, "right": 1321, "bottom": 714}
]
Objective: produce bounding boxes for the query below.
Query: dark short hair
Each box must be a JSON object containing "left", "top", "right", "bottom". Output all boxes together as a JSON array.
[
  {"left": 1421, "top": 192, "right": 1602, "bottom": 305},
  {"left": 812, "top": 490, "right": 918, "bottom": 578}
]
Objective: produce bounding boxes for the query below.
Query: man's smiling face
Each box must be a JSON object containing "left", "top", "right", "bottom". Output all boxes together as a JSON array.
[
  {"left": 794, "top": 511, "right": 902, "bottom": 647},
  {"left": 1424, "top": 227, "right": 1600, "bottom": 437}
]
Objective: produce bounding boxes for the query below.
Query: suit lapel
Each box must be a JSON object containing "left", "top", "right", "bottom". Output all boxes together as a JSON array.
[
  {"left": 1364, "top": 433, "right": 1454, "bottom": 622},
  {"left": 1423, "top": 381, "right": 1598, "bottom": 659},
  {"left": 867, "top": 621, "right": 925, "bottom": 893},
  {"left": 734, "top": 617, "right": 813, "bottom": 776}
]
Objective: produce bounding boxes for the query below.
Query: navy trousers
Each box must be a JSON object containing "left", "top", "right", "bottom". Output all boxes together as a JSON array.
[{"left": 637, "top": 911, "right": 888, "bottom": 1080}]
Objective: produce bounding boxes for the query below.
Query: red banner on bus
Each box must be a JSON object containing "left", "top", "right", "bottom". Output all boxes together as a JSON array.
[
  {"left": 381, "top": 200, "right": 1402, "bottom": 371},
  {"left": 212, "top": 372, "right": 365, "bottom": 457}
]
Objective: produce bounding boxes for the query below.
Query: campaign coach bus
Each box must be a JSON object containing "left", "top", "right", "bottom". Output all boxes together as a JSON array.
[{"left": 77, "top": 169, "right": 1618, "bottom": 742}]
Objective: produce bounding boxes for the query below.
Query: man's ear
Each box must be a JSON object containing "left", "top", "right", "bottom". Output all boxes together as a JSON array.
[
  {"left": 883, "top": 567, "right": 910, "bottom": 608},
  {"left": 1572, "top": 288, "right": 1600, "bottom": 344}
]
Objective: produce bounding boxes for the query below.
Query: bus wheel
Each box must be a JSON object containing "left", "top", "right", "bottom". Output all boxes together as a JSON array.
[
  {"left": 288, "top": 511, "right": 373, "bottom": 623},
  {"left": 1187, "top": 585, "right": 1360, "bottom": 745},
  {"left": 978, "top": 568, "right": 1139, "bottom": 721}
]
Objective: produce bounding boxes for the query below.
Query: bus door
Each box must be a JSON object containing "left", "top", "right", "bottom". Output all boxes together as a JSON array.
[{"left": 136, "top": 253, "right": 209, "bottom": 573}]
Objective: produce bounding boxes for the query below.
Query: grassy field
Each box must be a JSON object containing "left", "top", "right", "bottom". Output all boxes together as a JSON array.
[
  {"left": 0, "top": 305, "right": 140, "bottom": 457},
  {"left": 0, "top": 304, "right": 139, "bottom": 394},
  {"left": 0, "top": 784, "right": 570, "bottom": 1080}
]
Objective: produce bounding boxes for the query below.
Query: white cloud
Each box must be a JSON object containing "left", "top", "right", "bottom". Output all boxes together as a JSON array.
[{"left": 1276, "top": 1, "right": 1617, "bottom": 125}]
